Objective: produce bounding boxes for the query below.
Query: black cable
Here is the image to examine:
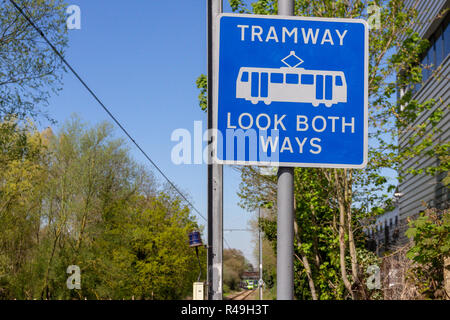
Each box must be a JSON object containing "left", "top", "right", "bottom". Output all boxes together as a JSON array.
[
  {"left": 223, "top": 237, "right": 232, "bottom": 250},
  {"left": 8, "top": 0, "right": 207, "bottom": 222}
]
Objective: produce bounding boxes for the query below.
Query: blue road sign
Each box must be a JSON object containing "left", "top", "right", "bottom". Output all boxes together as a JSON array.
[{"left": 213, "top": 14, "right": 368, "bottom": 168}]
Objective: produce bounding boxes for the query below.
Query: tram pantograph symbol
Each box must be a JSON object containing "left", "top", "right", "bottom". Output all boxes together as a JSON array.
[{"left": 236, "top": 51, "right": 347, "bottom": 107}]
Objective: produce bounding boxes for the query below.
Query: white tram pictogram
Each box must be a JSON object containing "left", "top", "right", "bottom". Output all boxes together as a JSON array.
[{"left": 235, "top": 51, "right": 347, "bottom": 107}]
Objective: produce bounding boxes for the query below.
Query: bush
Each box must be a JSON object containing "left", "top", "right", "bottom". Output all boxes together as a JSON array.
[{"left": 405, "top": 209, "right": 449, "bottom": 299}]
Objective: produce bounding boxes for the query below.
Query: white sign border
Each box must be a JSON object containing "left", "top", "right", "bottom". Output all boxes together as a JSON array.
[{"left": 212, "top": 13, "right": 369, "bottom": 169}]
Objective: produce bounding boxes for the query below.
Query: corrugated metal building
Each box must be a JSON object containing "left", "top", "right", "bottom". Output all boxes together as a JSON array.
[{"left": 398, "top": 0, "right": 449, "bottom": 237}]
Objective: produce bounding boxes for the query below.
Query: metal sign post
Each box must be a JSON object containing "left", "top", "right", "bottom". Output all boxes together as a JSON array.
[
  {"left": 276, "top": 0, "right": 294, "bottom": 301},
  {"left": 207, "top": 0, "right": 223, "bottom": 300},
  {"left": 259, "top": 207, "right": 264, "bottom": 300}
]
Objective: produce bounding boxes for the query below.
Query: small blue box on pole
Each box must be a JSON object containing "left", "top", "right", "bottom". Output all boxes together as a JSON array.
[{"left": 188, "top": 231, "right": 203, "bottom": 247}]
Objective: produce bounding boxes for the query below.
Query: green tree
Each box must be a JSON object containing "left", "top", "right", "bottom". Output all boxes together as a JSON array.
[
  {"left": 40, "top": 117, "right": 205, "bottom": 300},
  {"left": 0, "top": 0, "right": 68, "bottom": 119},
  {"left": 1, "top": 116, "right": 206, "bottom": 300},
  {"left": 0, "top": 119, "right": 48, "bottom": 299},
  {"left": 93, "top": 194, "right": 204, "bottom": 300}
]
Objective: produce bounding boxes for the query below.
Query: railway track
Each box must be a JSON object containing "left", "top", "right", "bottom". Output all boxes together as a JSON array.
[{"left": 229, "top": 289, "right": 256, "bottom": 300}]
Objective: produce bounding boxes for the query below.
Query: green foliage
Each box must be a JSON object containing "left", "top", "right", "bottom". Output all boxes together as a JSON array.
[
  {"left": 241, "top": 167, "right": 346, "bottom": 299},
  {"left": 229, "top": 0, "right": 251, "bottom": 13},
  {"left": 0, "top": 117, "right": 205, "bottom": 299},
  {"left": 195, "top": 74, "right": 207, "bottom": 112},
  {"left": 405, "top": 209, "right": 449, "bottom": 299},
  {"left": 93, "top": 195, "right": 202, "bottom": 299},
  {"left": 0, "top": 0, "right": 68, "bottom": 120},
  {"left": 0, "top": 118, "right": 48, "bottom": 299},
  {"left": 292, "top": 168, "right": 344, "bottom": 299}
]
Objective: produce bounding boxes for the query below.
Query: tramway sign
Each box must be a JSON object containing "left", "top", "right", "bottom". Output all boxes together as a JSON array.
[{"left": 214, "top": 14, "right": 368, "bottom": 168}]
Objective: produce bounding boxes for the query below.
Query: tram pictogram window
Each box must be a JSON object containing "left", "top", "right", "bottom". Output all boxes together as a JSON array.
[
  {"left": 286, "top": 73, "right": 299, "bottom": 84},
  {"left": 270, "top": 73, "right": 284, "bottom": 83},
  {"left": 301, "top": 74, "right": 314, "bottom": 85},
  {"left": 241, "top": 71, "right": 249, "bottom": 82}
]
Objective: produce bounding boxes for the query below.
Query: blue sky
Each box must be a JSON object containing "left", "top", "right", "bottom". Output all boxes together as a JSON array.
[{"left": 43, "top": 1, "right": 259, "bottom": 265}]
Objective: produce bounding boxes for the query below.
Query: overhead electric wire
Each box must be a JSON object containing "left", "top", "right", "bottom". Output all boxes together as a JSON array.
[
  {"left": 223, "top": 237, "right": 232, "bottom": 250},
  {"left": 8, "top": 0, "right": 207, "bottom": 223}
]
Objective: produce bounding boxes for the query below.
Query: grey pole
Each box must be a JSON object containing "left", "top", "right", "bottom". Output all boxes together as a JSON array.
[
  {"left": 277, "top": 167, "right": 294, "bottom": 300},
  {"left": 278, "top": 0, "right": 294, "bottom": 16},
  {"left": 259, "top": 208, "right": 263, "bottom": 300},
  {"left": 277, "top": 0, "right": 295, "bottom": 299},
  {"left": 207, "top": 0, "right": 223, "bottom": 300}
]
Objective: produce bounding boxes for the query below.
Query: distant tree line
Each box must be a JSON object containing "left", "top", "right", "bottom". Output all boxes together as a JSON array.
[{"left": 223, "top": 248, "right": 253, "bottom": 293}]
